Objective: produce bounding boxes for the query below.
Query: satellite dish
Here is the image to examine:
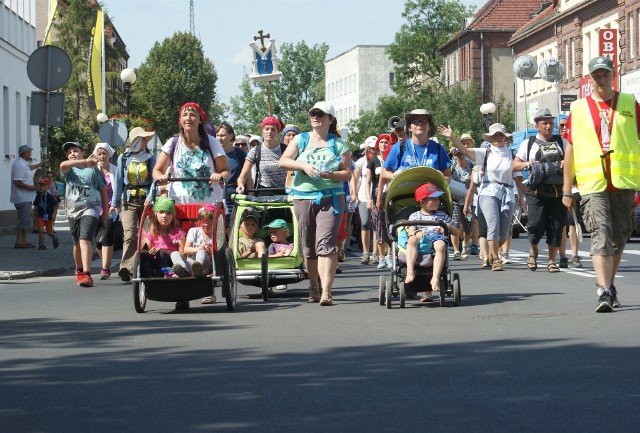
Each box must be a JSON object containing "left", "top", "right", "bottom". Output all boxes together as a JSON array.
[
  {"left": 539, "top": 57, "right": 564, "bottom": 82},
  {"left": 513, "top": 55, "right": 538, "bottom": 80}
]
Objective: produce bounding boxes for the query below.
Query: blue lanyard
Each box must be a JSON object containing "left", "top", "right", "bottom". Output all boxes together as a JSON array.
[
  {"left": 40, "top": 193, "right": 47, "bottom": 209},
  {"left": 410, "top": 141, "right": 429, "bottom": 167}
]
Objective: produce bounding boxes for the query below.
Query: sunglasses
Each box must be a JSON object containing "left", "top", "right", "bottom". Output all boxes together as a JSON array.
[
  {"left": 411, "top": 119, "right": 429, "bottom": 126},
  {"left": 559, "top": 123, "right": 567, "bottom": 127},
  {"left": 235, "top": 143, "right": 247, "bottom": 147},
  {"left": 309, "top": 111, "right": 327, "bottom": 118}
]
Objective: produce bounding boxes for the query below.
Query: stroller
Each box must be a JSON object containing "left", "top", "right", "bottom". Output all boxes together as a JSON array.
[
  {"left": 131, "top": 178, "right": 237, "bottom": 312},
  {"left": 379, "top": 167, "right": 462, "bottom": 308},
  {"left": 229, "top": 188, "right": 306, "bottom": 301}
]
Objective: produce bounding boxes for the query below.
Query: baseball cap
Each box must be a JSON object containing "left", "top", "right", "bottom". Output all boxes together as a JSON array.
[
  {"left": 18, "top": 144, "right": 34, "bottom": 154},
  {"left": 588, "top": 56, "right": 614, "bottom": 74},
  {"left": 309, "top": 101, "right": 336, "bottom": 118},
  {"left": 265, "top": 219, "right": 289, "bottom": 230},
  {"left": 240, "top": 208, "right": 259, "bottom": 224},
  {"left": 37, "top": 178, "right": 50, "bottom": 185},
  {"left": 62, "top": 141, "right": 84, "bottom": 153},
  {"left": 415, "top": 183, "right": 444, "bottom": 202}
]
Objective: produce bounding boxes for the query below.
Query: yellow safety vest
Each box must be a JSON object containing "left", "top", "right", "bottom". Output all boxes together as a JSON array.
[{"left": 569, "top": 93, "right": 640, "bottom": 194}]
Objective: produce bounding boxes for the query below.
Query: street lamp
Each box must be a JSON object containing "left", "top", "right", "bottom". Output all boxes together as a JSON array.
[
  {"left": 120, "top": 67, "right": 136, "bottom": 121},
  {"left": 96, "top": 112, "right": 108, "bottom": 123},
  {"left": 480, "top": 102, "right": 496, "bottom": 131}
]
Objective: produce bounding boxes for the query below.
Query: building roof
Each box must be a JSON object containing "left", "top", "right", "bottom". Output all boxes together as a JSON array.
[
  {"left": 442, "top": 0, "right": 549, "bottom": 49},
  {"left": 325, "top": 45, "right": 389, "bottom": 63},
  {"left": 509, "top": 1, "right": 558, "bottom": 44}
]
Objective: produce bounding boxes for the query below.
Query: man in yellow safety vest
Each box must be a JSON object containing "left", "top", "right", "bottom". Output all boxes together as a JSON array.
[{"left": 563, "top": 56, "right": 640, "bottom": 313}]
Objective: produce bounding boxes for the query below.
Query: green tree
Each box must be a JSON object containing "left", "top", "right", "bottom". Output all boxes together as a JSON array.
[
  {"left": 131, "top": 32, "right": 218, "bottom": 141},
  {"left": 387, "top": 0, "right": 475, "bottom": 94},
  {"left": 230, "top": 41, "right": 328, "bottom": 134}
]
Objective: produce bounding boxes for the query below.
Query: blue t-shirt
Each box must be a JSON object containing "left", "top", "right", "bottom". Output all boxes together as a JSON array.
[
  {"left": 383, "top": 139, "right": 452, "bottom": 173},
  {"left": 226, "top": 147, "right": 247, "bottom": 194}
]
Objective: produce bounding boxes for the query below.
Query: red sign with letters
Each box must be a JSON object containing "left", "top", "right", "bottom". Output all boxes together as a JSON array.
[{"left": 599, "top": 29, "right": 618, "bottom": 91}]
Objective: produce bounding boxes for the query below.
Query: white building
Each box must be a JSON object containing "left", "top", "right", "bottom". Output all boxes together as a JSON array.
[
  {"left": 325, "top": 45, "right": 395, "bottom": 128},
  {"left": 0, "top": 0, "right": 40, "bottom": 231}
]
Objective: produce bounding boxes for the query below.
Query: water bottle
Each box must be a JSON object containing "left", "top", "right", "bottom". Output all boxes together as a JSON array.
[
  {"left": 347, "top": 195, "right": 356, "bottom": 213},
  {"left": 466, "top": 212, "right": 472, "bottom": 222},
  {"left": 109, "top": 210, "right": 117, "bottom": 221}
]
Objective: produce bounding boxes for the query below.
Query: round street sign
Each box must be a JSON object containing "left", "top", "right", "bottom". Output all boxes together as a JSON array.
[
  {"left": 27, "top": 45, "right": 73, "bottom": 91},
  {"left": 98, "top": 120, "right": 128, "bottom": 148}
]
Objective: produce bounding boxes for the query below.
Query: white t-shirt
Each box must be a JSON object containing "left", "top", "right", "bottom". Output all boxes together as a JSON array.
[
  {"left": 515, "top": 134, "right": 566, "bottom": 162},
  {"left": 10, "top": 158, "right": 35, "bottom": 204},
  {"left": 161, "top": 135, "right": 226, "bottom": 204},
  {"left": 471, "top": 146, "right": 516, "bottom": 201},
  {"left": 355, "top": 157, "right": 369, "bottom": 201}
]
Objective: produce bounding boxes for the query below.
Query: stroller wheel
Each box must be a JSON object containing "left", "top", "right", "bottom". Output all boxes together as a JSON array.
[
  {"left": 452, "top": 273, "right": 461, "bottom": 306},
  {"left": 378, "top": 275, "right": 385, "bottom": 306},
  {"left": 399, "top": 281, "right": 406, "bottom": 308},
  {"left": 385, "top": 278, "right": 392, "bottom": 309},
  {"left": 439, "top": 278, "right": 446, "bottom": 307}
]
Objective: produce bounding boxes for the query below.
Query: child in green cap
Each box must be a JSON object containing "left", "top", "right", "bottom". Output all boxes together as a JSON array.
[{"left": 266, "top": 218, "right": 293, "bottom": 257}]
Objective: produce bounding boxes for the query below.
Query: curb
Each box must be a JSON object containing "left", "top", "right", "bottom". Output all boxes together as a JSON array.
[{"left": 0, "top": 267, "right": 70, "bottom": 281}]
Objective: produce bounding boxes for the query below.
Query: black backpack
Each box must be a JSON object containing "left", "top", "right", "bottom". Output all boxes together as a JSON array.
[{"left": 253, "top": 142, "right": 287, "bottom": 188}]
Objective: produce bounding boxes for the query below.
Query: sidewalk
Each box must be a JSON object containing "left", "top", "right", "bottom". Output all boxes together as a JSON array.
[{"left": 0, "top": 213, "right": 121, "bottom": 281}]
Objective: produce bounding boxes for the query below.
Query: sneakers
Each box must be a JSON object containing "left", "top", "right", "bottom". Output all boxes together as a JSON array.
[
  {"left": 452, "top": 251, "right": 461, "bottom": 261},
  {"left": 77, "top": 273, "right": 94, "bottom": 287},
  {"left": 338, "top": 250, "right": 345, "bottom": 262},
  {"left": 385, "top": 256, "right": 393, "bottom": 269},
  {"left": 500, "top": 253, "right": 512, "bottom": 264},
  {"left": 611, "top": 284, "right": 621, "bottom": 308},
  {"left": 335, "top": 264, "right": 342, "bottom": 274},
  {"left": 275, "top": 284, "right": 288, "bottom": 292},
  {"left": 172, "top": 264, "right": 189, "bottom": 277},
  {"left": 377, "top": 259, "right": 386, "bottom": 269},
  {"left": 461, "top": 246, "right": 470, "bottom": 260},
  {"left": 571, "top": 256, "right": 582, "bottom": 268},
  {"left": 469, "top": 245, "right": 480, "bottom": 256},
  {"left": 118, "top": 268, "right": 131, "bottom": 282},
  {"left": 75, "top": 269, "right": 83, "bottom": 286},
  {"left": 191, "top": 261, "right": 203, "bottom": 277},
  {"left": 492, "top": 261, "right": 503, "bottom": 271},
  {"left": 201, "top": 291, "right": 217, "bottom": 304},
  {"left": 559, "top": 257, "right": 569, "bottom": 268},
  {"left": 360, "top": 254, "right": 370, "bottom": 265},
  {"left": 371, "top": 253, "right": 379, "bottom": 263},
  {"left": 481, "top": 258, "right": 489, "bottom": 268},
  {"left": 99, "top": 268, "right": 111, "bottom": 280},
  {"left": 596, "top": 292, "right": 613, "bottom": 313}
]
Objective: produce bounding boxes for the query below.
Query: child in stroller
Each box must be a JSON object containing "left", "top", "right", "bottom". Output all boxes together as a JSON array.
[{"left": 402, "top": 183, "right": 459, "bottom": 297}]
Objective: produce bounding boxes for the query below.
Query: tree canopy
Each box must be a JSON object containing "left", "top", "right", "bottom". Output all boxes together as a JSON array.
[
  {"left": 387, "top": 0, "right": 475, "bottom": 94},
  {"left": 131, "top": 32, "right": 218, "bottom": 141}
]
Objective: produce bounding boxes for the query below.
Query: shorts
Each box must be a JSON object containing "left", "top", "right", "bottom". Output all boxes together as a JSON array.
[
  {"left": 581, "top": 190, "right": 635, "bottom": 256},
  {"left": 69, "top": 215, "right": 99, "bottom": 245},
  {"left": 452, "top": 202, "right": 472, "bottom": 235},
  {"left": 293, "top": 195, "right": 345, "bottom": 259},
  {"left": 96, "top": 217, "right": 118, "bottom": 247},
  {"left": 37, "top": 217, "right": 53, "bottom": 234},
  {"left": 358, "top": 201, "right": 371, "bottom": 230},
  {"left": 14, "top": 202, "right": 32, "bottom": 230},
  {"left": 398, "top": 230, "right": 448, "bottom": 254},
  {"left": 338, "top": 212, "right": 348, "bottom": 241}
]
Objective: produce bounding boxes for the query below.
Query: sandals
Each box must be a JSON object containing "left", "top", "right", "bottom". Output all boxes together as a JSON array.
[
  {"left": 38, "top": 245, "right": 47, "bottom": 250},
  {"left": 547, "top": 260, "right": 560, "bottom": 273},
  {"left": 492, "top": 261, "right": 503, "bottom": 271},
  {"left": 308, "top": 287, "right": 321, "bottom": 303},
  {"left": 527, "top": 253, "right": 537, "bottom": 271},
  {"left": 53, "top": 236, "right": 59, "bottom": 249},
  {"left": 319, "top": 293, "right": 333, "bottom": 306},
  {"left": 14, "top": 243, "right": 35, "bottom": 249}
]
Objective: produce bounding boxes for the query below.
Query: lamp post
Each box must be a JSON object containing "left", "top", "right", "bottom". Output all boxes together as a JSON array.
[
  {"left": 120, "top": 67, "right": 136, "bottom": 125},
  {"left": 480, "top": 102, "right": 496, "bottom": 131},
  {"left": 96, "top": 112, "right": 108, "bottom": 124}
]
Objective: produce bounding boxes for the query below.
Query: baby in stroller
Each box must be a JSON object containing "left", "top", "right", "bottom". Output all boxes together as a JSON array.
[{"left": 401, "top": 183, "right": 459, "bottom": 294}]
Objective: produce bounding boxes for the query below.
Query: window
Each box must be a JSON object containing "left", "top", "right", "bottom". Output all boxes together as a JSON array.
[
  {"left": 571, "top": 38, "right": 576, "bottom": 78},
  {"left": 389, "top": 72, "right": 395, "bottom": 86},
  {"left": 630, "top": 12, "right": 635, "bottom": 58}
]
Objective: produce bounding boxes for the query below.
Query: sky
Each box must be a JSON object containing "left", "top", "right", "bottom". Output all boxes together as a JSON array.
[{"left": 104, "top": 0, "right": 487, "bottom": 106}]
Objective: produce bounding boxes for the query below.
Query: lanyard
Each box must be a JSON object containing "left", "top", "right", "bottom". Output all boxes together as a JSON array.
[
  {"left": 410, "top": 141, "right": 429, "bottom": 167},
  {"left": 40, "top": 193, "right": 47, "bottom": 209},
  {"left": 594, "top": 93, "right": 617, "bottom": 134}
]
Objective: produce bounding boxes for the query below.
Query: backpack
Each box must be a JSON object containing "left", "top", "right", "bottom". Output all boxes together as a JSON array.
[
  {"left": 254, "top": 142, "right": 287, "bottom": 188},
  {"left": 526, "top": 135, "right": 564, "bottom": 193}
]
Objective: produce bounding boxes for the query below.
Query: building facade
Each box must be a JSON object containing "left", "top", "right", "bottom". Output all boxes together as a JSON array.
[
  {"left": 509, "top": 0, "right": 632, "bottom": 129},
  {"left": 325, "top": 45, "right": 396, "bottom": 128},
  {"left": 0, "top": 0, "right": 40, "bottom": 231},
  {"left": 439, "top": 0, "right": 548, "bottom": 123}
]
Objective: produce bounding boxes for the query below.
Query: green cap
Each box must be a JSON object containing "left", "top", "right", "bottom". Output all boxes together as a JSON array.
[
  {"left": 265, "top": 218, "right": 288, "bottom": 230},
  {"left": 588, "top": 56, "right": 614, "bottom": 74},
  {"left": 153, "top": 197, "right": 176, "bottom": 215}
]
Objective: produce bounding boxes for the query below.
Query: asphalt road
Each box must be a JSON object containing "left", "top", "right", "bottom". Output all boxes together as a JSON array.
[{"left": 1, "top": 237, "right": 639, "bottom": 433}]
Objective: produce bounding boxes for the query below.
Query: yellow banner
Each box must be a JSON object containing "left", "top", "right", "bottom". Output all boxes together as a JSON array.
[
  {"left": 42, "top": 0, "right": 58, "bottom": 45},
  {"left": 87, "top": 8, "right": 104, "bottom": 111}
]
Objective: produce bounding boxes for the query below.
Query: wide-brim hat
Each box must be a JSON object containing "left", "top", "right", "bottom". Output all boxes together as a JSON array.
[
  {"left": 62, "top": 141, "right": 84, "bottom": 153},
  {"left": 128, "top": 127, "right": 155, "bottom": 143},
  {"left": 404, "top": 109, "right": 436, "bottom": 133},
  {"left": 482, "top": 123, "right": 512, "bottom": 141},
  {"left": 533, "top": 108, "right": 554, "bottom": 123},
  {"left": 459, "top": 133, "right": 475, "bottom": 145}
]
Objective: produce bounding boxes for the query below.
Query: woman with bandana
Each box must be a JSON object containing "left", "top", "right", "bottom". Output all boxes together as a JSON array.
[
  {"left": 153, "top": 102, "right": 230, "bottom": 204},
  {"left": 112, "top": 127, "right": 158, "bottom": 282}
]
